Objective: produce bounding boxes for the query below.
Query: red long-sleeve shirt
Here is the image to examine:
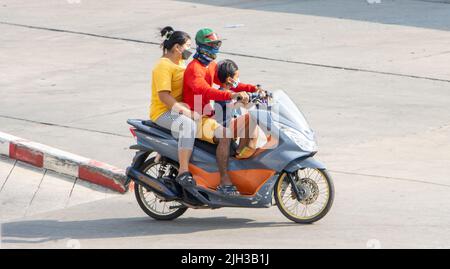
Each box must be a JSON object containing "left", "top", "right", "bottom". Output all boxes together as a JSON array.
[{"left": 183, "top": 59, "right": 257, "bottom": 116}]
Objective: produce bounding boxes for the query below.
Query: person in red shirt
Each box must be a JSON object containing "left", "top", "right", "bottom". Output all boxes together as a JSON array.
[
  {"left": 215, "top": 59, "right": 259, "bottom": 158},
  {"left": 183, "top": 28, "right": 263, "bottom": 196}
]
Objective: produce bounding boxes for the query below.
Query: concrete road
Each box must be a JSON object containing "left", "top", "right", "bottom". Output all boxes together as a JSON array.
[
  {"left": 1, "top": 0, "right": 450, "bottom": 248},
  {"left": 0, "top": 156, "right": 119, "bottom": 221},
  {"left": 1, "top": 171, "right": 449, "bottom": 249}
]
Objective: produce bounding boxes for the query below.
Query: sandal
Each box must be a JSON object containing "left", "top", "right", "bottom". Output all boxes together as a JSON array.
[
  {"left": 216, "top": 185, "right": 240, "bottom": 196},
  {"left": 175, "top": 172, "right": 196, "bottom": 186}
]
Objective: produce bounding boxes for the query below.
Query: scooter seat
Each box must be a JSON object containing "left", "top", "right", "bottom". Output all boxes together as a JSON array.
[
  {"left": 141, "top": 120, "right": 225, "bottom": 155},
  {"left": 142, "top": 120, "right": 172, "bottom": 135}
]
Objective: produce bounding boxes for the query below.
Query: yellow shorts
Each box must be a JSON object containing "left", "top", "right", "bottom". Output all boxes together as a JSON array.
[{"left": 197, "top": 116, "right": 221, "bottom": 144}]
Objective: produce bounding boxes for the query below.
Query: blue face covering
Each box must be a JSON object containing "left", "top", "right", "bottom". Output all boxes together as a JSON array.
[
  {"left": 193, "top": 44, "right": 219, "bottom": 66},
  {"left": 199, "top": 43, "right": 219, "bottom": 55}
]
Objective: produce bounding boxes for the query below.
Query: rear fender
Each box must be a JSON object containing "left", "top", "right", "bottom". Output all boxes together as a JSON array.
[
  {"left": 124, "top": 150, "right": 151, "bottom": 187},
  {"left": 131, "top": 150, "right": 152, "bottom": 169}
]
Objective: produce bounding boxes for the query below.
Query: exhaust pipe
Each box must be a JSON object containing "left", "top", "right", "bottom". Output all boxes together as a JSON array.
[{"left": 126, "top": 167, "right": 179, "bottom": 200}]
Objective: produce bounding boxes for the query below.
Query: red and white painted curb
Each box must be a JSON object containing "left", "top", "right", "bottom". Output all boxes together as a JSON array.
[{"left": 0, "top": 131, "right": 129, "bottom": 193}]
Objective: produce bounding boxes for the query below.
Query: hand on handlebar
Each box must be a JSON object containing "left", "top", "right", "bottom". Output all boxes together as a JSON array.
[
  {"left": 255, "top": 84, "right": 264, "bottom": 96},
  {"left": 232, "top": 92, "right": 250, "bottom": 104},
  {"left": 256, "top": 89, "right": 267, "bottom": 98}
]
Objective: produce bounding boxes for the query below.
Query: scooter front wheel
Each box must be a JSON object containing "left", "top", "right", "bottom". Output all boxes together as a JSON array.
[
  {"left": 275, "top": 168, "right": 334, "bottom": 224},
  {"left": 134, "top": 157, "right": 188, "bottom": 221}
]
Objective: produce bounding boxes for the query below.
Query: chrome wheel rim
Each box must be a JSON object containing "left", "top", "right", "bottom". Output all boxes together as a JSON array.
[
  {"left": 138, "top": 161, "right": 182, "bottom": 216},
  {"left": 277, "top": 168, "right": 330, "bottom": 220}
]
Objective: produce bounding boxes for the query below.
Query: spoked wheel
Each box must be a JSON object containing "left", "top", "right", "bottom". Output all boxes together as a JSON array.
[
  {"left": 134, "top": 157, "right": 187, "bottom": 221},
  {"left": 275, "top": 168, "right": 334, "bottom": 224}
]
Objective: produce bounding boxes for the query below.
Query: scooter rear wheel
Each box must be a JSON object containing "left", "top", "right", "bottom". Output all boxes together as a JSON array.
[
  {"left": 134, "top": 157, "right": 188, "bottom": 221},
  {"left": 275, "top": 168, "right": 334, "bottom": 224}
]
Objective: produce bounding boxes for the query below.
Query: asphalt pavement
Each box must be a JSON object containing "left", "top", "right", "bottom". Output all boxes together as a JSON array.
[{"left": 0, "top": 0, "right": 449, "bottom": 248}]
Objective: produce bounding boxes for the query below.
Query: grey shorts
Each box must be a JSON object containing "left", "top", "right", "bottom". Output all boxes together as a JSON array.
[{"left": 155, "top": 111, "right": 197, "bottom": 150}]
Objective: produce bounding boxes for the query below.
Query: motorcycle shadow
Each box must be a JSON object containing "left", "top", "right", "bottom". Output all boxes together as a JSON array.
[{"left": 1, "top": 216, "right": 297, "bottom": 244}]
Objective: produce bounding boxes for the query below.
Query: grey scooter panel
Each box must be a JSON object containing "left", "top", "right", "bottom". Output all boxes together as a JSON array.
[
  {"left": 284, "top": 157, "right": 326, "bottom": 172},
  {"left": 130, "top": 115, "right": 317, "bottom": 174},
  {"left": 129, "top": 119, "right": 218, "bottom": 164},
  {"left": 182, "top": 174, "right": 279, "bottom": 208}
]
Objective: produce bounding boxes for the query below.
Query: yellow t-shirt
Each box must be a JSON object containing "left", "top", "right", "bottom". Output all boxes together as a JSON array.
[{"left": 149, "top": 57, "right": 186, "bottom": 121}]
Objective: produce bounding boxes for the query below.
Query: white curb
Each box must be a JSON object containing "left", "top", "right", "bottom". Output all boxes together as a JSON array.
[{"left": 0, "top": 131, "right": 129, "bottom": 193}]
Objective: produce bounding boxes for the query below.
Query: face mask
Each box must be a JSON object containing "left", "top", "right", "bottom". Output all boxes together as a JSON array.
[
  {"left": 181, "top": 48, "right": 193, "bottom": 60},
  {"left": 205, "top": 46, "right": 220, "bottom": 55},
  {"left": 231, "top": 78, "right": 240, "bottom": 88},
  {"left": 198, "top": 44, "right": 219, "bottom": 58}
]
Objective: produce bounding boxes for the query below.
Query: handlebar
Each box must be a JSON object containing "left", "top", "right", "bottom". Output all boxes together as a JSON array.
[{"left": 236, "top": 91, "right": 273, "bottom": 104}]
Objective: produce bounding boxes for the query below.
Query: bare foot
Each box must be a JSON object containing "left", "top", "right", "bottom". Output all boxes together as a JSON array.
[{"left": 220, "top": 173, "right": 233, "bottom": 186}]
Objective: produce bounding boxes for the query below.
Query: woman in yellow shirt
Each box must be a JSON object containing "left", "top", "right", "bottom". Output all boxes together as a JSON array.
[{"left": 151, "top": 26, "right": 199, "bottom": 184}]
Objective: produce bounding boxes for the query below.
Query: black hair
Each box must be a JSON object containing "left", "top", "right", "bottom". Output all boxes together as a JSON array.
[
  {"left": 217, "top": 59, "right": 239, "bottom": 84},
  {"left": 160, "top": 26, "right": 191, "bottom": 53}
]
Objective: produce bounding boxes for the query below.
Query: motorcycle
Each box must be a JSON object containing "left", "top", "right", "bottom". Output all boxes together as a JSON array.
[{"left": 126, "top": 90, "right": 334, "bottom": 223}]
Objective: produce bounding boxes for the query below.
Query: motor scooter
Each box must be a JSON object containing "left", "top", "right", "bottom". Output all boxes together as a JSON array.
[{"left": 126, "top": 90, "right": 334, "bottom": 223}]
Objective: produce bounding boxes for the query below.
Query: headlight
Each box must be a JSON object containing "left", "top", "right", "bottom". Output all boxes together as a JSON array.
[{"left": 280, "top": 125, "right": 317, "bottom": 152}]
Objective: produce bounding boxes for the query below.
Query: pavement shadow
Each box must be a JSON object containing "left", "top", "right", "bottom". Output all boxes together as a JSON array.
[
  {"left": 1, "top": 216, "right": 297, "bottom": 244},
  {"left": 178, "top": 0, "right": 450, "bottom": 31}
]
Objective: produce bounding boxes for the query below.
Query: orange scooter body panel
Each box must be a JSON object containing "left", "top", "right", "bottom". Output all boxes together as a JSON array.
[{"left": 189, "top": 164, "right": 275, "bottom": 195}]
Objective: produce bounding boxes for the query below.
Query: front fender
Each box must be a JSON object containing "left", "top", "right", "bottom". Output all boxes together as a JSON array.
[{"left": 284, "top": 156, "right": 326, "bottom": 172}]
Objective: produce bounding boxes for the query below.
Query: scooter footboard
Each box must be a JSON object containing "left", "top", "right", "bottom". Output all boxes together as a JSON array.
[{"left": 182, "top": 174, "right": 278, "bottom": 208}]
